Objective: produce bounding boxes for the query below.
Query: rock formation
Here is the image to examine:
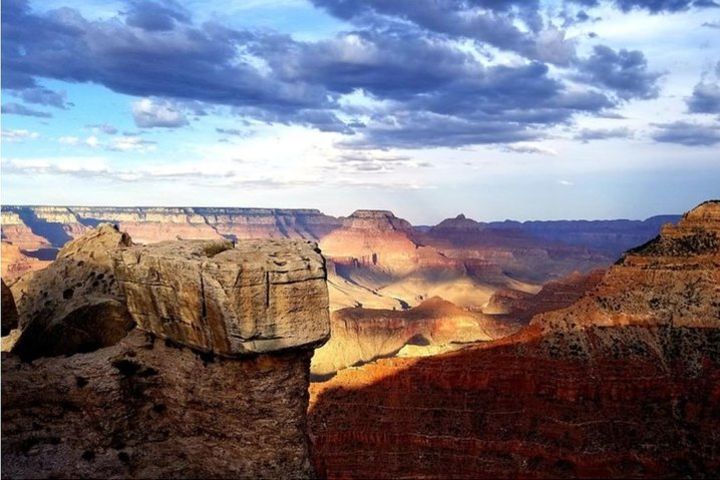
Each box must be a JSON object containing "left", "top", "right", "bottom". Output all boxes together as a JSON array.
[
  {"left": 114, "top": 238, "right": 330, "bottom": 355},
  {"left": 10, "top": 224, "right": 135, "bottom": 360},
  {"left": 309, "top": 200, "right": 720, "bottom": 479},
  {"left": 2, "top": 279, "right": 19, "bottom": 336},
  {"left": 484, "top": 269, "right": 606, "bottom": 323},
  {"left": 311, "top": 297, "right": 514, "bottom": 377},
  {"left": 2, "top": 224, "right": 331, "bottom": 479}
]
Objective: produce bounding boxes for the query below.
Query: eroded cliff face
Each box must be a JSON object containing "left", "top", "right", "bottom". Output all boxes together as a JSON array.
[
  {"left": 2, "top": 205, "right": 674, "bottom": 313},
  {"left": 311, "top": 297, "right": 514, "bottom": 377},
  {"left": 2, "top": 225, "right": 330, "bottom": 479},
  {"left": 309, "top": 200, "right": 720, "bottom": 479}
]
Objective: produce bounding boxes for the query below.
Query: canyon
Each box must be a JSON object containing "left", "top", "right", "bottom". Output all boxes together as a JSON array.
[
  {"left": 2, "top": 205, "right": 678, "bottom": 375},
  {"left": 1, "top": 201, "right": 717, "bottom": 479},
  {"left": 309, "top": 200, "right": 720, "bottom": 479}
]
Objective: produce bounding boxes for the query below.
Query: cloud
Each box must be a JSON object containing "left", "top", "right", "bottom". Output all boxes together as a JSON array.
[
  {"left": 572, "top": 0, "right": 719, "bottom": 13},
  {"left": 1, "top": 129, "right": 39, "bottom": 142},
  {"left": 86, "top": 123, "right": 119, "bottom": 135},
  {"left": 216, "top": 128, "right": 250, "bottom": 137},
  {"left": 573, "top": 127, "right": 632, "bottom": 142},
  {"left": 58, "top": 136, "right": 81, "bottom": 145},
  {"left": 502, "top": 143, "right": 558, "bottom": 155},
  {"left": 558, "top": 179, "right": 574, "bottom": 186},
  {"left": 575, "top": 45, "right": 660, "bottom": 100},
  {"left": 702, "top": 21, "right": 720, "bottom": 28},
  {"left": 309, "top": 0, "right": 576, "bottom": 65},
  {"left": 124, "top": 0, "right": 190, "bottom": 32},
  {"left": 15, "top": 86, "right": 69, "bottom": 108},
  {"left": 107, "top": 135, "right": 157, "bottom": 152},
  {"left": 652, "top": 121, "right": 720, "bottom": 145},
  {"left": 1, "top": 102, "right": 52, "bottom": 118},
  {"left": 686, "top": 82, "right": 720, "bottom": 114},
  {"left": 132, "top": 98, "right": 189, "bottom": 128},
  {"left": 0, "top": 0, "right": 662, "bottom": 150}
]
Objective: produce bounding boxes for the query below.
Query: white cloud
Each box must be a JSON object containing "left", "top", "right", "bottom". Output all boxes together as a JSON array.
[
  {"left": 58, "top": 136, "right": 80, "bottom": 145},
  {"left": 85, "top": 135, "right": 100, "bottom": 148},
  {"left": 132, "top": 98, "right": 188, "bottom": 128},
  {"left": 108, "top": 135, "right": 157, "bottom": 152},
  {"left": 2, "top": 129, "right": 39, "bottom": 142}
]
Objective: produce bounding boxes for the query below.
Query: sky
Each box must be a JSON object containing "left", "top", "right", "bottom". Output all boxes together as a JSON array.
[{"left": 1, "top": 0, "right": 719, "bottom": 224}]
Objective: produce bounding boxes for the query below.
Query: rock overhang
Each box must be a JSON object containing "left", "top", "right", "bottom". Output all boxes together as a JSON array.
[{"left": 114, "top": 238, "right": 331, "bottom": 357}]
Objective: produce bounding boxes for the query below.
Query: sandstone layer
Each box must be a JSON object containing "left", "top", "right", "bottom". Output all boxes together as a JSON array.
[{"left": 309, "top": 200, "right": 720, "bottom": 479}]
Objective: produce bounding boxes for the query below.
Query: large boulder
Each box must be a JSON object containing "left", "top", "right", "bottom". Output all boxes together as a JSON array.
[
  {"left": 2, "top": 279, "right": 19, "bottom": 336},
  {"left": 11, "top": 224, "right": 135, "bottom": 360},
  {"left": 114, "top": 238, "right": 330, "bottom": 356}
]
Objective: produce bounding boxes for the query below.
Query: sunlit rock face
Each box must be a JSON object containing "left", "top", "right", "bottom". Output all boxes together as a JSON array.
[
  {"left": 311, "top": 297, "right": 514, "bottom": 377},
  {"left": 309, "top": 200, "right": 720, "bottom": 480},
  {"left": 114, "top": 238, "right": 330, "bottom": 355},
  {"left": 2, "top": 225, "right": 331, "bottom": 479}
]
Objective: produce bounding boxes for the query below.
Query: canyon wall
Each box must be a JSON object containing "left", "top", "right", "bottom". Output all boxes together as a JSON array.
[
  {"left": 2, "top": 225, "right": 330, "bottom": 479},
  {"left": 1, "top": 205, "right": 677, "bottom": 311},
  {"left": 309, "top": 200, "right": 720, "bottom": 479}
]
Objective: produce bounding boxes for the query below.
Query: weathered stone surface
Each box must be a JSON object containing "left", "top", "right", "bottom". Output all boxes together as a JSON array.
[
  {"left": 2, "top": 330, "right": 316, "bottom": 479},
  {"left": 2, "top": 279, "right": 19, "bottom": 336},
  {"left": 114, "top": 238, "right": 330, "bottom": 356},
  {"left": 11, "top": 224, "right": 135, "bottom": 360}
]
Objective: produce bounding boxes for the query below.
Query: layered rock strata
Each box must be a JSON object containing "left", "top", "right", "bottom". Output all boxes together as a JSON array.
[
  {"left": 2, "top": 226, "right": 331, "bottom": 479},
  {"left": 309, "top": 200, "right": 720, "bottom": 479},
  {"left": 311, "top": 297, "right": 512, "bottom": 377}
]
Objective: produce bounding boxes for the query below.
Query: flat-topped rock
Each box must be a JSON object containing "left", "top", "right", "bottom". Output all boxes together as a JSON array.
[{"left": 114, "top": 239, "right": 330, "bottom": 356}]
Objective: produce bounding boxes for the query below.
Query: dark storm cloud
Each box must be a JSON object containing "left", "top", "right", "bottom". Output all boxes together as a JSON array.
[
  {"left": 124, "top": 0, "right": 190, "bottom": 31},
  {"left": 309, "top": 0, "right": 576, "bottom": 65},
  {"left": 652, "top": 121, "right": 720, "bottom": 145},
  {"left": 1, "top": 102, "right": 53, "bottom": 118},
  {"left": 1, "top": 0, "right": 655, "bottom": 149},
  {"left": 1, "top": 0, "right": 333, "bottom": 119},
  {"left": 575, "top": 45, "right": 660, "bottom": 100},
  {"left": 571, "top": 0, "right": 718, "bottom": 13}
]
